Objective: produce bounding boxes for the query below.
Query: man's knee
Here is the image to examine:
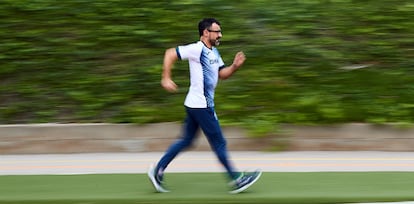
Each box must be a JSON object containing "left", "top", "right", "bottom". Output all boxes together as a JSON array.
[
  {"left": 173, "top": 138, "right": 194, "bottom": 150},
  {"left": 209, "top": 137, "right": 227, "bottom": 151}
]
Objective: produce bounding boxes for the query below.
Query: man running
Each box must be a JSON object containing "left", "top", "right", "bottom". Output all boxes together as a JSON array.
[{"left": 148, "top": 18, "right": 261, "bottom": 194}]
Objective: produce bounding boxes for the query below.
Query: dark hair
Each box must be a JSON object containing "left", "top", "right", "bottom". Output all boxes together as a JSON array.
[{"left": 198, "top": 18, "right": 221, "bottom": 36}]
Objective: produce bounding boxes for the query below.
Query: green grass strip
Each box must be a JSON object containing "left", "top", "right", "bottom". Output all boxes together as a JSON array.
[{"left": 1, "top": 172, "right": 414, "bottom": 204}]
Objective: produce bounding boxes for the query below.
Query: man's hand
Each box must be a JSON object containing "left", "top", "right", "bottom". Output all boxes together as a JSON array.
[
  {"left": 161, "top": 78, "right": 178, "bottom": 92},
  {"left": 232, "top": 51, "right": 246, "bottom": 69},
  {"left": 219, "top": 51, "right": 246, "bottom": 80}
]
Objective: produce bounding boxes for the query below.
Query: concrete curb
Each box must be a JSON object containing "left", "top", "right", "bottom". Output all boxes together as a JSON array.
[{"left": 1, "top": 123, "right": 413, "bottom": 154}]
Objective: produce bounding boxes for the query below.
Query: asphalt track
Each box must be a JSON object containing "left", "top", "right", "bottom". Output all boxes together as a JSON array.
[{"left": 1, "top": 151, "right": 414, "bottom": 175}]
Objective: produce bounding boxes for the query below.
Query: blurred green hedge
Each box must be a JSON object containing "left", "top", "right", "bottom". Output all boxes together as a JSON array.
[{"left": 1, "top": 0, "right": 414, "bottom": 134}]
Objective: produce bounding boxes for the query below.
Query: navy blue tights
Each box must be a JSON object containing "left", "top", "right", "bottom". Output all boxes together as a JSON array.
[{"left": 156, "top": 107, "right": 239, "bottom": 180}]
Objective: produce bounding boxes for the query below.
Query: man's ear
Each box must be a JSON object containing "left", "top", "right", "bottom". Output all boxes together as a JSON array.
[{"left": 203, "top": 29, "right": 209, "bottom": 36}]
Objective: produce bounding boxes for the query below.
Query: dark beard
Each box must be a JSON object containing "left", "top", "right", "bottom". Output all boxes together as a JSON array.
[{"left": 212, "top": 38, "right": 220, "bottom": 46}]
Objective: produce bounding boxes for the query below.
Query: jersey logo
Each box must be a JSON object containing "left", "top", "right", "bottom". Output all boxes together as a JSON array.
[{"left": 209, "top": 59, "right": 219, "bottom": 64}]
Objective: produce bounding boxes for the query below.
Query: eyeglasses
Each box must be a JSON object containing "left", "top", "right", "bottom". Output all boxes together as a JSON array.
[{"left": 208, "top": 29, "right": 222, "bottom": 33}]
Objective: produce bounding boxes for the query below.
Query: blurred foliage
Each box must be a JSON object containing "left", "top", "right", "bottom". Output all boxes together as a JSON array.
[{"left": 1, "top": 0, "right": 414, "bottom": 135}]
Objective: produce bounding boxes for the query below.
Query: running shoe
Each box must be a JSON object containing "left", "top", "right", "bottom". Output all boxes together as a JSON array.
[
  {"left": 148, "top": 164, "right": 169, "bottom": 193},
  {"left": 229, "top": 170, "right": 262, "bottom": 194}
]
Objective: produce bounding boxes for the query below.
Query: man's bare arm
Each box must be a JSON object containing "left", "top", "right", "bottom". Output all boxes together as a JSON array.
[
  {"left": 219, "top": 51, "right": 246, "bottom": 80},
  {"left": 161, "top": 48, "right": 179, "bottom": 92}
]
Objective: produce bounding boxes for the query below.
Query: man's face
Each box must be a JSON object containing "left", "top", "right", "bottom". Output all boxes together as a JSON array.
[{"left": 207, "top": 23, "right": 222, "bottom": 46}]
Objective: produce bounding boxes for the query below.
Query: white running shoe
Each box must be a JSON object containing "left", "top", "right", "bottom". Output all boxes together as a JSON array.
[{"left": 148, "top": 164, "right": 170, "bottom": 193}]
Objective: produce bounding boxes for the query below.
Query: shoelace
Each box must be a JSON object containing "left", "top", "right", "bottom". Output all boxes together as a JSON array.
[{"left": 236, "top": 175, "right": 253, "bottom": 187}]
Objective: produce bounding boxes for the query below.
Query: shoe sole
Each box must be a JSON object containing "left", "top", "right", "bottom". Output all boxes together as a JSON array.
[
  {"left": 229, "top": 170, "right": 262, "bottom": 194},
  {"left": 148, "top": 164, "right": 169, "bottom": 193}
]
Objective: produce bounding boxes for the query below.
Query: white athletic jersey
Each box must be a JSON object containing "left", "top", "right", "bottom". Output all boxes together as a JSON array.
[{"left": 176, "top": 41, "right": 225, "bottom": 108}]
